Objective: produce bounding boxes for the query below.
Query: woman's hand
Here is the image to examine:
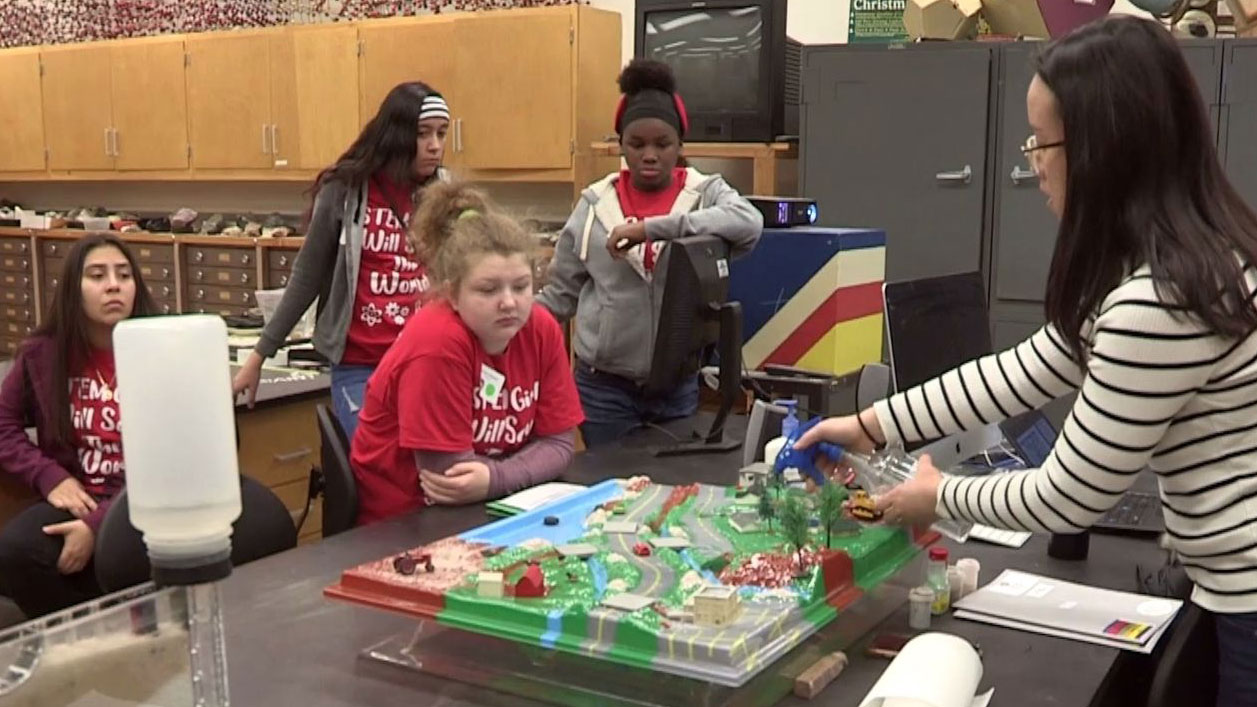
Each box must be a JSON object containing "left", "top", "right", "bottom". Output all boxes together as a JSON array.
[
  {"left": 792, "top": 408, "right": 884, "bottom": 455},
  {"left": 875, "top": 454, "right": 942, "bottom": 527},
  {"left": 46, "top": 477, "right": 97, "bottom": 519},
  {"left": 420, "top": 462, "right": 492, "bottom": 505},
  {"left": 232, "top": 351, "right": 264, "bottom": 408},
  {"left": 606, "top": 222, "right": 647, "bottom": 260},
  {"left": 43, "top": 519, "right": 95, "bottom": 574}
]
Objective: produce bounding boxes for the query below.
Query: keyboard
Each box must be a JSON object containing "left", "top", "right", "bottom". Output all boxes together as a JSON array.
[{"left": 1094, "top": 491, "right": 1164, "bottom": 535}]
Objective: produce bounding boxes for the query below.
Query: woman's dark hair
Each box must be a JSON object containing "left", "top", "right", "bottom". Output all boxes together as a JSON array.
[
  {"left": 308, "top": 81, "right": 444, "bottom": 217},
  {"left": 33, "top": 234, "right": 158, "bottom": 448},
  {"left": 1039, "top": 16, "right": 1257, "bottom": 361}
]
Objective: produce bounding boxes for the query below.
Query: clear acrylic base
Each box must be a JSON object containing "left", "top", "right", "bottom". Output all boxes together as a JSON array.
[{"left": 359, "top": 554, "right": 921, "bottom": 707}]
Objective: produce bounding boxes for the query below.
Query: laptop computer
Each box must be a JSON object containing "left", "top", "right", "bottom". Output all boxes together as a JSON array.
[{"left": 1002, "top": 410, "right": 1164, "bottom": 536}]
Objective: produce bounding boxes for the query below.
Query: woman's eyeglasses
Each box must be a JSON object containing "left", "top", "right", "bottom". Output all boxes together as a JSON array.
[{"left": 1020, "top": 135, "right": 1065, "bottom": 175}]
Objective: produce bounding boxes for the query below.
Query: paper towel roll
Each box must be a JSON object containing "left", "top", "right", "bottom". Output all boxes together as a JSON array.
[{"left": 859, "top": 633, "right": 992, "bottom": 707}]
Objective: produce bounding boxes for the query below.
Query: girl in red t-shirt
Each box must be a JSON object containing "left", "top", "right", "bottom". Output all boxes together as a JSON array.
[
  {"left": 233, "top": 82, "right": 453, "bottom": 443},
  {"left": 0, "top": 234, "right": 160, "bottom": 617},
  {"left": 350, "top": 182, "right": 585, "bottom": 524}
]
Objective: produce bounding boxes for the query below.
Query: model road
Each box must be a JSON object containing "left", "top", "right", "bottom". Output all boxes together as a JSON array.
[{"left": 609, "top": 484, "right": 676, "bottom": 598}]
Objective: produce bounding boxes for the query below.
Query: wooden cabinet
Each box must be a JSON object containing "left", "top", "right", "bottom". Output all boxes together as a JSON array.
[
  {"left": 271, "top": 25, "right": 361, "bottom": 171},
  {"left": 0, "top": 48, "right": 46, "bottom": 172},
  {"left": 40, "top": 44, "right": 115, "bottom": 171},
  {"left": 186, "top": 32, "right": 275, "bottom": 170},
  {"left": 110, "top": 38, "right": 190, "bottom": 171},
  {"left": 453, "top": 9, "right": 574, "bottom": 170},
  {"left": 0, "top": 235, "right": 35, "bottom": 356},
  {"left": 41, "top": 38, "right": 189, "bottom": 172},
  {"left": 13, "top": 6, "right": 619, "bottom": 184},
  {"left": 189, "top": 26, "right": 358, "bottom": 172}
]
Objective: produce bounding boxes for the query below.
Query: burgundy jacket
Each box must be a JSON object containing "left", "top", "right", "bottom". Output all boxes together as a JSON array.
[{"left": 0, "top": 336, "right": 120, "bottom": 532}]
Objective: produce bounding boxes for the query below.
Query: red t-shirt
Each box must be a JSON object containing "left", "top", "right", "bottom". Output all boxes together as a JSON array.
[
  {"left": 69, "top": 348, "right": 125, "bottom": 499},
  {"left": 350, "top": 300, "right": 584, "bottom": 524},
  {"left": 341, "top": 174, "right": 430, "bottom": 365},
  {"left": 615, "top": 168, "right": 687, "bottom": 271}
]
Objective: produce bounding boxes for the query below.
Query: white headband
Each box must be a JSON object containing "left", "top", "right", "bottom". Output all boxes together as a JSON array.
[{"left": 419, "top": 94, "right": 450, "bottom": 122}]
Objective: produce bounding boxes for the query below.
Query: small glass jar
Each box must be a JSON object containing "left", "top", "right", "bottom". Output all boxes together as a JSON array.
[{"left": 927, "top": 546, "right": 951, "bottom": 615}]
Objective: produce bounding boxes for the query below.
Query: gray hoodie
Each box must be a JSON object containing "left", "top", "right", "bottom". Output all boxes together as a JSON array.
[
  {"left": 537, "top": 168, "right": 763, "bottom": 384},
  {"left": 255, "top": 169, "right": 450, "bottom": 364}
]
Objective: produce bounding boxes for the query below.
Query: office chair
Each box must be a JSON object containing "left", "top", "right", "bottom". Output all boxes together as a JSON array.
[
  {"left": 313, "top": 404, "right": 358, "bottom": 538},
  {"left": 1146, "top": 603, "right": 1217, "bottom": 707},
  {"left": 856, "top": 363, "right": 892, "bottom": 409},
  {"left": 94, "top": 476, "right": 298, "bottom": 593}
]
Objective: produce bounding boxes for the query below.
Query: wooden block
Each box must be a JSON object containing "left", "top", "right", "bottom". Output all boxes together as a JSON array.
[{"left": 793, "top": 651, "right": 849, "bottom": 700}]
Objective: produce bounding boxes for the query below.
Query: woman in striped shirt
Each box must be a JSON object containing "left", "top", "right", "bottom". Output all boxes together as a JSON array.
[{"left": 798, "top": 16, "right": 1257, "bottom": 705}]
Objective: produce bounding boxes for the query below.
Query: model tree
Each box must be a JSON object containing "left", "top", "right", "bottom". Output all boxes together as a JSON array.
[
  {"left": 768, "top": 470, "right": 786, "bottom": 500},
  {"left": 757, "top": 488, "right": 776, "bottom": 532},
  {"left": 817, "top": 481, "right": 847, "bottom": 548},
  {"left": 781, "top": 496, "right": 810, "bottom": 567}
]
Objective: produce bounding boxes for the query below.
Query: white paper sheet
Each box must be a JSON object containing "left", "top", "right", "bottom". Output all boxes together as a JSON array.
[
  {"left": 494, "top": 482, "right": 586, "bottom": 512},
  {"left": 859, "top": 633, "right": 994, "bottom": 707},
  {"left": 953, "top": 610, "right": 1173, "bottom": 655}
]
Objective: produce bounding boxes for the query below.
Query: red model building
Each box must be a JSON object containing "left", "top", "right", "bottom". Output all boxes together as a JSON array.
[{"left": 514, "top": 563, "right": 546, "bottom": 598}]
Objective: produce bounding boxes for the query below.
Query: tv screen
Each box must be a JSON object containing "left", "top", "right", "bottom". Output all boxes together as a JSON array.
[{"left": 641, "top": 7, "right": 763, "bottom": 115}]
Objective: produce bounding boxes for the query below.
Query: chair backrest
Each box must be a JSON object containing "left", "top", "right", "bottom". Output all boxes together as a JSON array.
[
  {"left": 316, "top": 404, "right": 358, "bottom": 538},
  {"left": 95, "top": 476, "right": 298, "bottom": 593},
  {"left": 856, "top": 363, "right": 891, "bottom": 411},
  {"left": 1147, "top": 603, "right": 1217, "bottom": 707}
]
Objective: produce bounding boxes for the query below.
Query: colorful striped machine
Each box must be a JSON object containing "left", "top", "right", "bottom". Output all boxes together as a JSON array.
[{"left": 729, "top": 227, "right": 886, "bottom": 377}]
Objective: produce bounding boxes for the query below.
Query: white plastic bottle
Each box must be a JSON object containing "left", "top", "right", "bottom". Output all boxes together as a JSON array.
[
  {"left": 114, "top": 315, "right": 242, "bottom": 581},
  {"left": 842, "top": 446, "right": 973, "bottom": 543}
]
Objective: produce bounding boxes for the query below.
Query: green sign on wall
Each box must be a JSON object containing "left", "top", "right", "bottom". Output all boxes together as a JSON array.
[{"left": 848, "top": 0, "right": 908, "bottom": 43}]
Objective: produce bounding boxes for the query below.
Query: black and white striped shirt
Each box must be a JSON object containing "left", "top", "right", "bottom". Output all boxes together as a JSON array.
[{"left": 873, "top": 266, "right": 1257, "bottom": 612}]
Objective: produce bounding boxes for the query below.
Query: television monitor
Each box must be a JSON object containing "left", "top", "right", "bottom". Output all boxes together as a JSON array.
[
  {"left": 882, "top": 272, "right": 1002, "bottom": 466},
  {"left": 646, "top": 235, "right": 743, "bottom": 455},
  {"left": 636, "top": 0, "right": 800, "bottom": 142}
]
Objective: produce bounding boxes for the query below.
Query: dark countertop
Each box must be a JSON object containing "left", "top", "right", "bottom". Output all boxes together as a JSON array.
[{"left": 219, "top": 417, "right": 1167, "bottom": 706}]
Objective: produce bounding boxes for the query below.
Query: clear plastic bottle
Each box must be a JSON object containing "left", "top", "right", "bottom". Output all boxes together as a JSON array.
[
  {"left": 841, "top": 445, "right": 974, "bottom": 543},
  {"left": 927, "top": 546, "right": 951, "bottom": 615}
]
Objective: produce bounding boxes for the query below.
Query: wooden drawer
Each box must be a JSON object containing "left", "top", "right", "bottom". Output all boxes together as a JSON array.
[
  {"left": 189, "top": 304, "right": 253, "bottom": 317},
  {"left": 2, "top": 321, "right": 33, "bottom": 338},
  {"left": 138, "top": 262, "right": 175, "bottom": 282},
  {"left": 154, "top": 301, "right": 177, "bottom": 315},
  {"left": 41, "top": 240, "right": 72, "bottom": 259},
  {"left": 185, "top": 246, "right": 254, "bottom": 269},
  {"left": 0, "top": 272, "right": 31, "bottom": 290},
  {"left": 0, "top": 337, "right": 19, "bottom": 356},
  {"left": 0, "top": 305, "right": 34, "bottom": 322},
  {"left": 188, "top": 266, "right": 255, "bottom": 287},
  {"left": 0, "top": 254, "right": 31, "bottom": 273},
  {"left": 265, "top": 271, "right": 291, "bottom": 289},
  {"left": 43, "top": 255, "right": 65, "bottom": 280},
  {"left": 0, "top": 288, "right": 32, "bottom": 305},
  {"left": 0, "top": 238, "right": 30, "bottom": 256},
  {"left": 238, "top": 397, "right": 324, "bottom": 489},
  {"left": 146, "top": 282, "right": 177, "bottom": 300},
  {"left": 267, "top": 249, "right": 298, "bottom": 272},
  {"left": 133, "top": 244, "right": 175, "bottom": 263},
  {"left": 187, "top": 285, "right": 254, "bottom": 307}
]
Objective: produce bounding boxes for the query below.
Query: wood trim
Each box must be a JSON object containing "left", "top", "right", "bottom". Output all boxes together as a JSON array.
[{"left": 590, "top": 141, "right": 798, "bottom": 159}]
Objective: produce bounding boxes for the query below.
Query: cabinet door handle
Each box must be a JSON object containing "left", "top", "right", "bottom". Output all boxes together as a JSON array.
[
  {"left": 241, "top": 271, "right": 250, "bottom": 284},
  {"left": 111, "top": 129, "right": 119, "bottom": 157},
  {"left": 935, "top": 165, "right": 972, "bottom": 184},
  {"left": 271, "top": 124, "right": 279, "bottom": 156},
  {"left": 242, "top": 253, "right": 251, "bottom": 265},
  {"left": 1010, "top": 165, "right": 1036, "bottom": 185},
  {"left": 262, "top": 124, "right": 271, "bottom": 154},
  {"left": 196, "top": 288, "right": 205, "bottom": 299},
  {"left": 279, "top": 274, "right": 289, "bottom": 286},
  {"left": 272, "top": 447, "right": 312, "bottom": 463},
  {"left": 162, "top": 267, "right": 171, "bottom": 278},
  {"left": 104, "top": 128, "right": 112, "bottom": 156},
  {"left": 279, "top": 255, "right": 289, "bottom": 267},
  {"left": 49, "top": 243, "right": 57, "bottom": 255}
]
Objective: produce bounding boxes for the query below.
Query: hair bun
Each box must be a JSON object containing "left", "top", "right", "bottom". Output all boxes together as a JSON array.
[
  {"left": 410, "top": 181, "right": 491, "bottom": 263},
  {"left": 618, "top": 59, "right": 676, "bottom": 96}
]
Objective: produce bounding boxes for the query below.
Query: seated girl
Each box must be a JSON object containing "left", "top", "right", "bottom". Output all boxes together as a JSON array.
[
  {"left": 0, "top": 234, "right": 158, "bottom": 617},
  {"left": 350, "top": 182, "right": 584, "bottom": 524}
]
